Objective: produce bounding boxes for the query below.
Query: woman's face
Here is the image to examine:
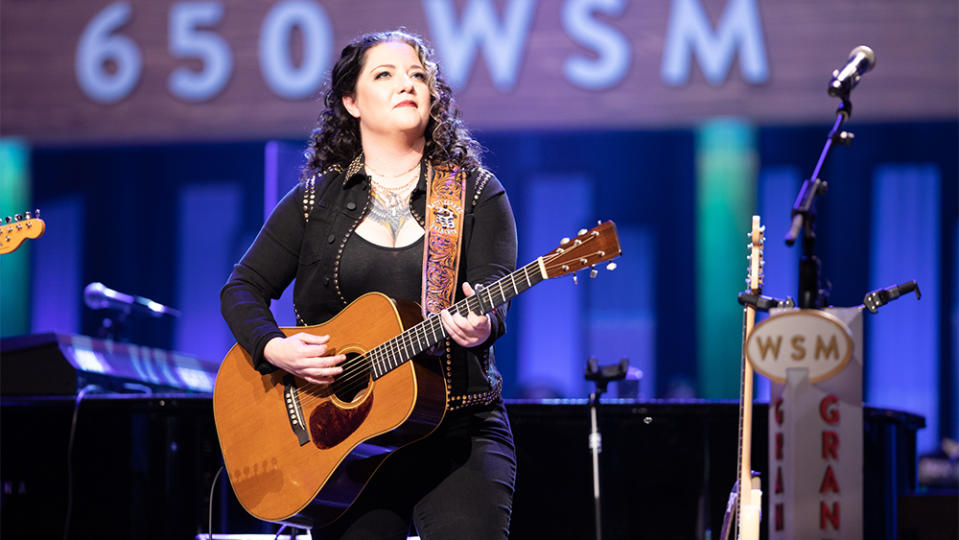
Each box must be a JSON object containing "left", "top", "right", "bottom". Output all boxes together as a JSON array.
[{"left": 342, "top": 41, "right": 432, "bottom": 141}]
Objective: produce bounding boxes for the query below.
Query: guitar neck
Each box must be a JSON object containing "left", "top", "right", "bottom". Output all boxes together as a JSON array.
[
  {"left": 368, "top": 259, "right": 546, "bottom": 379},
  {"left": 736, "top": 215, "right": 764, "bottom": 539},
  {"left": 738, "top": 305, "right": 757, "bottom": 499}
]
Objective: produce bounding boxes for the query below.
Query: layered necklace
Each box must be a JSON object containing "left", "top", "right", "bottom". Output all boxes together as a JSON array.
[{"left": 366, "top": 160, "right": 422, "bottom": 241}]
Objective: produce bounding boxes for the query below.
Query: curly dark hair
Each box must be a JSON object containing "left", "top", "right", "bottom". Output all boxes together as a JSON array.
[{"left": 301, "top": 30, "right": 482, "bottom": 181}]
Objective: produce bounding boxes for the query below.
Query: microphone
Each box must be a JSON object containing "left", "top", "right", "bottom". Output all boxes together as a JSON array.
[
  {"left": 862, "top": 280, "right": 921, "bottom": 314},
  {"left": 83, "top": 282, "right": 182, "bottom": 318},
  {"left": 737, "top": 292, "right": 795, "bottom": 312},
  {"left": 828, "top": 45, "right": 876, "bottom": 97}
]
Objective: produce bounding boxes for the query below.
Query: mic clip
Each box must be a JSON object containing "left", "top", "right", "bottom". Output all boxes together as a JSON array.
[
  {"left": 863, "top": 280, "right": 921, "bottom": 314},
  {"left": 738, "top": 293, "right": 795, "bottom": 312},
  {"left": 833, "top": 130, "right": 855, "bottom": 146}
]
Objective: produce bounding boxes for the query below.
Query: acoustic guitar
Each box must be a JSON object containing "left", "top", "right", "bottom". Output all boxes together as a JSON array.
[
  {"left": 213, "top": 221, "right": 622, "bottom": 527},
  {"left": 0, "top": 211, "right": 44, "bottom": 254},
  {"left": 720, "top": 215, "right": 764, "bottom": 540}
]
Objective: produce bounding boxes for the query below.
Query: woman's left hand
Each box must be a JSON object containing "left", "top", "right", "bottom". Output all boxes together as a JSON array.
[{"left": 441, "top": 282, "right": 492, "bottom": 348}]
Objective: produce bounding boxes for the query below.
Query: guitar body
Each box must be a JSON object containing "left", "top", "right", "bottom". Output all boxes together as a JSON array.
[{"left": 213, "top": 292, "right": 447, "bottom": 527}]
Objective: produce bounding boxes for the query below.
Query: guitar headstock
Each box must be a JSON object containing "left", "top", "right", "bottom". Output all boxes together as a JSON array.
[
  {"left": 0, "top": 210, "right": 45, "bottom": 255},
  {"left": 543, "top": 221, "right": 622, "bottom": 279},
  {"left": 746, "top": 215, "right": 764, "bottom": 294}
]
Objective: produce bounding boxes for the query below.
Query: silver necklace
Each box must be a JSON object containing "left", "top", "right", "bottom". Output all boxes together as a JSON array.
[
  {"left": 365, "top": 159, "right": 421, "bottom": 185},
  {"left": 367, "top": 171, "right": 419, "bottom": 241}
]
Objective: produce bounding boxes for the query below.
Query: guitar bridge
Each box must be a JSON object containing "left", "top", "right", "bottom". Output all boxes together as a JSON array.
[{"left": 283, "top": 375, "right": 310, "bottom": 446}]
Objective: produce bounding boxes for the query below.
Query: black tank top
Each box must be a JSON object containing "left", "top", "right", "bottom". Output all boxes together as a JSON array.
[{"left": 338, "top": 233, "right": 424, "bottom": 305}]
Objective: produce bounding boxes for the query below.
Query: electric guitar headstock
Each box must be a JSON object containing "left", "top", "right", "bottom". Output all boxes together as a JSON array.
[
  {"left": 746, "top": 216, "right": 764, "bottom": 296},
  {"left": 0, "top": 210, "right": 45, "bottom": 255},
  {"left": 542, "top": 221, "right": 622, "bottom": 280}
]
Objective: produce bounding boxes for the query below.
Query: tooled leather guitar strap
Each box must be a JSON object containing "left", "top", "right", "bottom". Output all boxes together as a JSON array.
[{"left": 421, "top": 163, "right": 466, "bottom": 317}]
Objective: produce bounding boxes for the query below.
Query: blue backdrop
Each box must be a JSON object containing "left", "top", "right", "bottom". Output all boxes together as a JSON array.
[{"left": 16, "top": 119, "right": 958, "bottom": 453}]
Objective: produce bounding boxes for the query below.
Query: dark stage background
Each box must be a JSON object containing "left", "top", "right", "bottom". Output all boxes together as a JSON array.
[{"left": 1, "top": 0, "right": 957, "bottom": 537}]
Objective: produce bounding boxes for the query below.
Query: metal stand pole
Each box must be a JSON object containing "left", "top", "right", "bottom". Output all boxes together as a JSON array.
[
  {"left": 589, "top": 390, "right": 603, "bottom": 540},
  {"left": 584, "top": 357, "right": 627, "bottom": 540}
]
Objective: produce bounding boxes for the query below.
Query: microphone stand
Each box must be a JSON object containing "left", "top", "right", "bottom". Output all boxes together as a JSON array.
[
  {"left": 785, "top": 95, "right": 856, "bottom": 309},
  {"left": 95, "top": 309, "right": 130, "bottom": 342},
  {"left": 584, "top": 357, "right": 628, "bottom": 540}
]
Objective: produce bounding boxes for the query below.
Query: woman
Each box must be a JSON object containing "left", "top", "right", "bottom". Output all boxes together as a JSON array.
[{"left": 220, "top": 30, "right": 517, "bottom": 539}]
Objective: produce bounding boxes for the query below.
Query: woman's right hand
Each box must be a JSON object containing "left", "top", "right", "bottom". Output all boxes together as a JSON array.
[{"left": 263, "top": 333, "right": 346, "bottom": 385}]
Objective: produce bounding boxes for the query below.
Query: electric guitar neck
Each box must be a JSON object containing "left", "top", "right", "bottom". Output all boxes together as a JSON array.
[{"left": 720, "top": 215, "right": 764, "bottom": 540}]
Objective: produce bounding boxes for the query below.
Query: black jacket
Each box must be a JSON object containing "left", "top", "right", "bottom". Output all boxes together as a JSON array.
[{"left": 220, "top": 159, "right": 517, "bottom": 409}]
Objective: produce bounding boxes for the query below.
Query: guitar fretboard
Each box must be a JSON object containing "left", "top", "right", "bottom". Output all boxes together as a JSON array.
[{"left": 367, "top": 259, "right": 545, "bottom": 379}]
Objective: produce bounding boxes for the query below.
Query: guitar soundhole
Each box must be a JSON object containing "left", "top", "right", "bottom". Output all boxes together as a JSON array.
[{"left": 331, "top": 352, "right": 370, "bottom": 403}]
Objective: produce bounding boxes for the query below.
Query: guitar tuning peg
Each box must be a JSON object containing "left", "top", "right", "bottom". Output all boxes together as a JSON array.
[
  {"left": 573, "top": 274, "right": 579, "bottom": 285},
  {"left": 14, "top": 214, "right": 22, "bottom": 221},
  {"left": 24, "top": 211, "right": 31, "bottom": 219},
  {"left": 578, "top": 228, "right": 587, "bottom": 236},
  {"left": 589, "top": 267, "right": 598, "bottom": 278},
  {"left": 4, "top": 216, "right": 10, "bottom": 223},
  {"left": 597, "top": 220, "right": 602, "bottom": 225},
  {"left": 34, "top": 209, "right": 40, "bottom": 217},
  {"left": 606, "top": 262, "right": 617, "bottom": 271},
  {"left": 561, "top": 237, "right": 570, "bottom": 245}
]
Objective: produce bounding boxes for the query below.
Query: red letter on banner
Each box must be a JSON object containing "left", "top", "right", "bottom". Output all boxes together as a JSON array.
[
  {"left": 822, "top": 430, "right": 839, "bottom": 459},
  {"left": 820, "top": 501, "right": 840, "bottom": 530},
  {"left": 819, "top": 465, "right": 840, "bottom": 493},
  {"left": 820, "top": 395, "right": 840, "bottom": 425}
]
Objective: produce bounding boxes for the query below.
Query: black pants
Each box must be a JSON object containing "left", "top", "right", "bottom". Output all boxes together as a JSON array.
[{"left": 315, "top": 401, "right": 516, "bottom": 540}]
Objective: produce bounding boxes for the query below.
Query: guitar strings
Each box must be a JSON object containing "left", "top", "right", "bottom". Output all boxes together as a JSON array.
[
  {"left": 292, "top": 305, "right": 455, "bottom": 405},
  {"left": 289, "top": 241, "right": 609, "bottom": 406},
  {"left": 296, "top": 263, "right": 527, "bottom": 402},
  {"left": 297, "top": 259, "right": 542, "bottom": 402},
  {"left": 290, "top": 244, "right": 607, "bottom": 406},
  {"left": 292, "top": 303, "right": 462, "bottom": 406},
  {"left": 295, "top": 245, "right": 606, "bottom": 406}
]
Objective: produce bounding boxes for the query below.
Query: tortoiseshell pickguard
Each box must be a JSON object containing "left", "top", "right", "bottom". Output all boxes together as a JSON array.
[{"left": 308, "top": 393, "right": 374, "bottom": 450}]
